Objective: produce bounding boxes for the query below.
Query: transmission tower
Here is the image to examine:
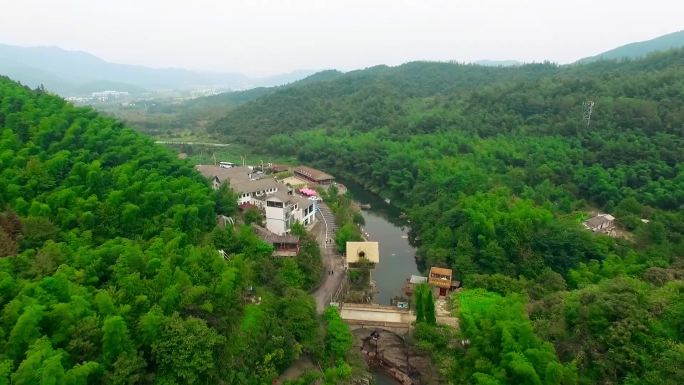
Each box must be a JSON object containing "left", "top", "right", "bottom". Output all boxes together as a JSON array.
[{"left": 582, "top": 100, "right": 595, "bottom": 127}]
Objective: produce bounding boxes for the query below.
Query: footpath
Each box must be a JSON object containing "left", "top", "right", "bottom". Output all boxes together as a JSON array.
[{"left": 311, "top": 202, "right": 345, "bottom": 313}]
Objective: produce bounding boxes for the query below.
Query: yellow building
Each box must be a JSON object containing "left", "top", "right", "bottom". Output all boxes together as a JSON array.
[
  {"left": 345, "top": 241, "right": 380, "bottom": 266},
  {"left": 428, "top": 267, "right": 453, "bottom": 296}
]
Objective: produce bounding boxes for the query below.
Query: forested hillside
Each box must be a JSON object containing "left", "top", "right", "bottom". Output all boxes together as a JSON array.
[
  {"left": 105, "top": 87, "right": 273, "bottom": 139},
  {"left": 0, "top": 77, "right": 347, "bottom": 384},
  {"left": 212, "top": 50, "right": 684, "bottom": 384},
  {"left": 579, "top": 29, "right": 684, "bottom": 63},
  {"left": 210, "top": 61, "right": 561, "bottom": 145},
  {"left": 104, "top": 70, "right": 344, "bottom": 140}
]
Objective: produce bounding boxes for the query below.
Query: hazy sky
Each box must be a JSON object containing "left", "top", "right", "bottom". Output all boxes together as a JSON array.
[{"left": 1, "top": 0, "right": 682, "bottom": 76}]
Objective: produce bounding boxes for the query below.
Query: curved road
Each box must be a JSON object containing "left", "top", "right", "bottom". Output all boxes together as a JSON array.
[{"left": 312, "top": 202, "right": 346, "bottom": 313}]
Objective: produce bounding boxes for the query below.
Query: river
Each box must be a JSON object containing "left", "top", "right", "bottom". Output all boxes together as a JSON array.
[
  {"left": 340, "top": 179, "right": 421, "bottom": 305},
  {"left": 372, "top": 368, "right": 402, "bottom": 385}
]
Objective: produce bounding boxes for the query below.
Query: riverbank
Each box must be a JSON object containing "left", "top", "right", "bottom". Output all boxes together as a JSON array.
[
  {"left": 353, "top": 328, "right": 441, "bottom": 385},
  {"left": 339, "top": 178, "right": 421, "bottom": 305},
  {"left": 339, "top": 180, "right": 445, "bottom": 385}
]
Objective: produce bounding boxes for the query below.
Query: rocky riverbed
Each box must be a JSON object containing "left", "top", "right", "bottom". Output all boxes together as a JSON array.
[{"left": 352, "top": 328, "right": 441, "bottom": 385}]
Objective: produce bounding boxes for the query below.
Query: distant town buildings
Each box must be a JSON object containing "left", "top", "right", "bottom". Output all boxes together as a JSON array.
[
  {"left": 64, "top": 87, "right": 224, "bottom": 107},
  {"left": 189, "top": 88, "right": 222, "bottom": 98},
  {"left": 65, "top": 90, "right": 130, "bottom": 104},
  {"left": 91, "top": 90, "right": 129, "bottom": 102}
]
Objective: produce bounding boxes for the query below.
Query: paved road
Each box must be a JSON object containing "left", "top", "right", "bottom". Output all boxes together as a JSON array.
[
  {"left": 312, "top": 202, "right": 345, "bottom": 313},
  {"left": 317, "top": 202, "right": 338, "bottom": 241}
]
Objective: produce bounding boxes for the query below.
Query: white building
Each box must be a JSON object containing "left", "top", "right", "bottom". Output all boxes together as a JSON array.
[
  {"left": 256, "top": 191, "right": 316, "bottom": 235},
  {"left": 196, "top": 165, "right": 316, "bottom": 235},
  {"left": 196, "top": 165, "right": 277, "bottom": 204}
]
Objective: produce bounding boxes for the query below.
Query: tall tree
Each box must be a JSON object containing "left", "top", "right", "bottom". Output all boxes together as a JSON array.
[
  {"left": 425, "top": 289, "right": 437, "bottom": 325},
  {"left": 151, "top": 314, "right": 224, "bottom": 385},
  {"left": 323, "top": 307, "right": 352, "bottom": 363},
  {"left": 415, "top": 285, "right": 426, "bottom": 323},
  {"left": 101, "top": 316, "right": 132, "bottom": 365}
]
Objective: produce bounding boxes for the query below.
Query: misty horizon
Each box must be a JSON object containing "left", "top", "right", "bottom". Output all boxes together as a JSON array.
[
  {"left": 2, "top": 27, "right": 681, "bottom": 78},
  {"left": 1, "top": 0, "right": 682, "bottom": 77}
]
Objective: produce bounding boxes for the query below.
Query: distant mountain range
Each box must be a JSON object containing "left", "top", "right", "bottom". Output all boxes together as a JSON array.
[
  {"left": 578, "top": 29, "right": 684, "bottom": 63},
  {"left": 2, "top": 29, "right": 683, "bottom": 97},
  {"left": 0, "top": 44, "right": 315, "bottom": 96},
  {"left": 471, "top": 30, "right": 684, "bottom": 66}
]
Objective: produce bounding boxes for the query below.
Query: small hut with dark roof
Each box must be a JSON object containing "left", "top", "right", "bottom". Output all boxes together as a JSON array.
[
  {"left": 251, "top": 224, "right": 300, "bottom": 257},
  {"left": 294, "top": 165, "right": 335, "bottom": 185}
]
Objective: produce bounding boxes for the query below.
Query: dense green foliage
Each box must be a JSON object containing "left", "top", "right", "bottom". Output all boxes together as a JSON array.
[
  {"left": 101, "top": 69, "right": 344, "bottom": 142},
  {"left": 101, "top": 87, "right": 273, "bottom": 140},
  {"left": 0, "top": 77, "right": 347, "bottom": 384},
  {"left": 530, "top": 276, "right": 684, "bottom": 385},
  {"left": 211, "top": 50, "right": 684, "bottom": 384},
  {"left": 413, "top": 284, "right": 436, "bottom": 325},
  {"left": 418, "top": 290, "right": 577, "bottom": 385},
  {"left": 210, "top": 61, "right": 560, "bottom": 145}
]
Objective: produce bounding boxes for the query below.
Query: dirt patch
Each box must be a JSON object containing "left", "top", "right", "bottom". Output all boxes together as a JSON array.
[
  {"left": 435, "top": 297, "right": 458, "bottom": 328},
  {"left": 275, "top": 355, "right": 318, "bottom": 384}
]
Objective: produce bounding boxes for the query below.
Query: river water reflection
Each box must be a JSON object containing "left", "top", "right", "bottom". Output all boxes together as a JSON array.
[
  {"left": 340, "top": 179, "right": 420, "bottom": 305},
  {"left": 372, "top": 368, "right": 401, "bottom": 385}
]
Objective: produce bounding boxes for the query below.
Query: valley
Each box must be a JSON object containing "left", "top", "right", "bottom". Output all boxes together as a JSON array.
[
  {"left": 144, "top": 47, "right": 684, "bottom": 385},
  {"left": 1, "top": 19, "right": 683, "bottom": 385}
]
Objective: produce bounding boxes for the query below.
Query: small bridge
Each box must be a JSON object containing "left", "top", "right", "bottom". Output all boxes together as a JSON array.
[{"left": 339, "top": 303, "right": 415, "bottom": 335}]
